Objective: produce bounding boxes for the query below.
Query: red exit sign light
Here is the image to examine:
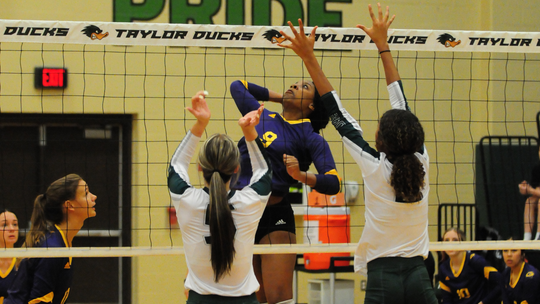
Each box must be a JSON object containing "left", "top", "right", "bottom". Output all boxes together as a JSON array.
[{"left": 35, "top": 68, "right": 67, "bottom": 88}]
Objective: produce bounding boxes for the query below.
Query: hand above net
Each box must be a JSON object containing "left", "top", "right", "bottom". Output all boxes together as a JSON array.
[
  {"left": 186, "top": 90, "right": 210, "bottom": 137},
  {"left": 356, "top": 3, "right": 395, "bottom": 51},
  {"left": 238, "top": 105, "right": 263, "bottom": 141}
]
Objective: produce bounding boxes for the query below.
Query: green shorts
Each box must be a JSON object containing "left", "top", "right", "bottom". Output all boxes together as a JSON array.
[
  {"left": 187, "top": 291, "right": 258, "bottom": 304},
  {"left": 365, "top": 256, "right": 438, "bottom": 304}
]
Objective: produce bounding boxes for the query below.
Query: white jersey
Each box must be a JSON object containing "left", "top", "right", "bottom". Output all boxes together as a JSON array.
[
  {"left": 322, "top": 81, "right": 430, "bottom": 277},
  {"left": 168, "top": 131, "right": 271, "bottom": 296}
]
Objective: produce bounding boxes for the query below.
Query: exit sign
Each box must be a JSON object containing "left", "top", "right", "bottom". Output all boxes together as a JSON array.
[{"left": 35, "top": 68, "right": 67, "bottom": 88}]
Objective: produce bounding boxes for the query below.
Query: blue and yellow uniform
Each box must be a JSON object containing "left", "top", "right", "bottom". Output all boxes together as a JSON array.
[
  {"left": 231, "top": 80, "right": 340, "bottom": 243},
  {"left": 5, "top": 225, "right": 72, "bottom": 304},
  {"left": 0, "top": 258, "right": 17, "bottom": 303},
  {"left": 501, "top": 262, "right": 540, "bottom": 304},
  {"left": 231, "top": 80, "right": 340, "bottom": 198},
  {"left": 439, "top": 252, "right": 502, "bottom": 304}
]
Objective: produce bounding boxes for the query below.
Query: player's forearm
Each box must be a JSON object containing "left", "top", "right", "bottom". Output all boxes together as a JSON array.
[
  {"left": 302, "top": 54, "right": 334, "bottom": 96},
  {"left": 292, "top": 171, "right": 317, "bottom": 188},
  {"left": 190, "top": 121, "right": 207, "bottom": 137},
  {"left": 267, "top": 89, "right": 283, "bottom": 103},
  {"left": 377, "top": 42, "right": 400, "bottom": 86},
  {"left": 242, "top": 127, "right": 258, "bottom": 142}
]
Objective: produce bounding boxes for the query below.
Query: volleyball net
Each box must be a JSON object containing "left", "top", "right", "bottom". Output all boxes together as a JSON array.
[{"left": 1, "top": 20, "right": 540, "bottom": 258}]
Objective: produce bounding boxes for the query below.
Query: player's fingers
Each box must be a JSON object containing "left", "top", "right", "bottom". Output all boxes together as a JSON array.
[
  {"left": 277, "top": 42, "right": 292, "bottom": 49},
  {"left": 298, "top": 19, "right": 305, "bottom": 37},
  {"left": 356, "top": 24, "right": 367, "bottom": 32},
  {"left": 368, "top": 4, "right": 375, "bottom": 21},
  {"left": 309, "top": 26, "right": 318, "bottom": 38},
  {"left": 377, "top": 3, "right": 383, "bottom": 21},
  {"left": 287, "top": 20, "right": 300, "bottom": 38},
  {"left": 388, "top": 14, "right": 396, "bottom": 27},
  {"left": 193, "top": 90, "right": 205, "bottom": 99},
  {"left": 383, "top": 5, "right": 389, "bottom": 22}
]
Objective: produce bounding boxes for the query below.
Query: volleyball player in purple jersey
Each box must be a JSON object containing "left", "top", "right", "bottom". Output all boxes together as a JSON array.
[{"left": 230, "top": 65, "right": 340, "bottom": 304}]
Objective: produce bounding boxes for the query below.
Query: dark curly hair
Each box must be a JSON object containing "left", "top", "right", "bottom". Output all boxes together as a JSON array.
[
  {"left": 377, "top": 109, "right": 425, "bottom": 202},
  {"left": 307, "top": 86, "right": 329, "bottom": 134}
]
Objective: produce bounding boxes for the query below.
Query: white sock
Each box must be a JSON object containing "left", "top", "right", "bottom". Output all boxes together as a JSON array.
[
  {"left": 276, "top": 300, "right": 295, "bottom": 304},
  {"left": 525, "top": 232, "right": 532, "bottom": 240},
  {"left": 535, "top": 232, "right": 540, "bottom": 240}
]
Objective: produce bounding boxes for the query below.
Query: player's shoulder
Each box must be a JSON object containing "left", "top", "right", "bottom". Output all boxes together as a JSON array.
[
  {"left": 467, "top": 252, "right": 488, "bottom": 265},
  {"left": 38, "top": 230, "right": 66, "bottom": 248},
  {"left": 524, "top": 262, "right": 540, "bottom": 278},
  {"left": 230, "top": 188, "right": 266, "bottom": 208}
]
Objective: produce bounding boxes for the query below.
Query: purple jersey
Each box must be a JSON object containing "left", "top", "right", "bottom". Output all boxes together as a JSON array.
[
  {"left": 231, "top": 80, "right": 340, "bottom": 197},
  {"left": 502, "top": 262, "right": 540, "bottom": 304},
  {"left": 5, "top": 225, "right": 73, "bottom": 304},
  {"left": 439, "top": 252, "right": 502, "bottom": 304}
]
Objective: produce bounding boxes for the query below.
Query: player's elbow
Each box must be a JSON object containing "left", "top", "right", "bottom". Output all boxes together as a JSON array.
[{"left": 314, "top": 175, "right": 340, "bottom": 195}]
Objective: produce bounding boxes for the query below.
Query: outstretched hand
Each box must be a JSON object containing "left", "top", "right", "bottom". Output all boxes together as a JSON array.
[
  {"left": 277, "top": 19, "right": 318, "bottom": 61},
  {"left": 277, "top": 19, "right": 334, "bottom": 96},
  {"left": 239, "top": 105, "right": 264, "bottom": 142},
  {"left": 357, "top": 3, "right": 395, "bottom": 48},
  {"left": 239, "top": 105, "right": 264, "bottom": 128},
  {"left": 187, "top": 90, "right": 210, "bottom": 137},
  {"left": 187, "top": 91, "right": 210, "bottom": 124}
]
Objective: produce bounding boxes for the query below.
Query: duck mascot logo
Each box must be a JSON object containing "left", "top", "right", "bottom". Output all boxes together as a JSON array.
[
  {"left": 437, "top": 33, "right": 461, "bottom": 48},
  {"left": 263, "top": 29, "right": 287, "bottom": 44},
  {"left": 82, "top": 25, "right": 109, "bottom": 40}
]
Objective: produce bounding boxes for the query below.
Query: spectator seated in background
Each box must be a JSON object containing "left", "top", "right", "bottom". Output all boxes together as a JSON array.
[{"left": 519, "top": 146, "right": 540, "bottom": 241}]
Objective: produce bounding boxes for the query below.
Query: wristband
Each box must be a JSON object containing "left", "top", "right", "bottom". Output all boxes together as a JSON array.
[{"left": 379, "top": 50, "right": 391, "bottom": 55}]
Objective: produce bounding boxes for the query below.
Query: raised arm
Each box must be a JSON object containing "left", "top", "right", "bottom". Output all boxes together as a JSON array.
[
  {"left": 238, "top": 105, "right": 264, "bottom": 142},
  {"left": 230, "top": 80, "right": 283, "bottom": 115},
  {"left": 238, "top": 105, "right": 272, "bottom": 196},
  {"left": 278, "top": 20, "right": 333, "bottom": 96},
  {"left": 357, "top": 3, "right": 399, "bottom": 85},
  {"left": 168, "top": 91, "right": 211, "bottom": 195},
  {"left": 186, "top": 90, "right": 210, "bottom": 137}
]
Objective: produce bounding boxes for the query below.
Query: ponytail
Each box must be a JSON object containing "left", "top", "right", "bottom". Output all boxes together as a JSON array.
[
  {"left": 25, "top": 194, "right": 49, "bottom": 247},
  {"left": 25, "top": 174, "right": 82, "bottom": 248},
  {"left": 378, "top": 109, "right": 425, "bottom": 203},
  {"left": 198, "top": 134, "right": 240, "bottom": 282},
  {"left": 208, "top": 171, "right": 236, "bottom": 282}
]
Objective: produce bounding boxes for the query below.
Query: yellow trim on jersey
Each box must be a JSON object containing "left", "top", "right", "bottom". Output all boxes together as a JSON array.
[
  {"left": 439, "top": 281, "right": 451, "bottom": 293},
  {"left": 29, "top": 292, "right": 54, "bottom": 304},
  {"left": 54, "top": 225, "right": 72, "bottom": 266},
  {"left": 484, "top": 266, "right": 498, "bottom": 280},
  {"left": 240, "top": 80, "right": 248, "bottom": 89},
  {"left": 60, "top": 288, "right": 70, "bottom": 304},
  {"left": 55, "top": 224, "right": 70, "bottom": 248},
  {"left": 0, "top": 296, "right": 4, "bottom": 304},
  {"left": 451, "top": 252, "right": 467, "bottom": 277},
  {"left": 279, "top": 115, "right": 311, "bottom": 124},
  {"left": 325, "top": 169, "right": 342, "bottom": 188},
  {"left": 0, "top": 258, "right": 15, "bottom": 279},
  {"left": 510, "top": 262, "right": 526, "bottom": 288}
]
